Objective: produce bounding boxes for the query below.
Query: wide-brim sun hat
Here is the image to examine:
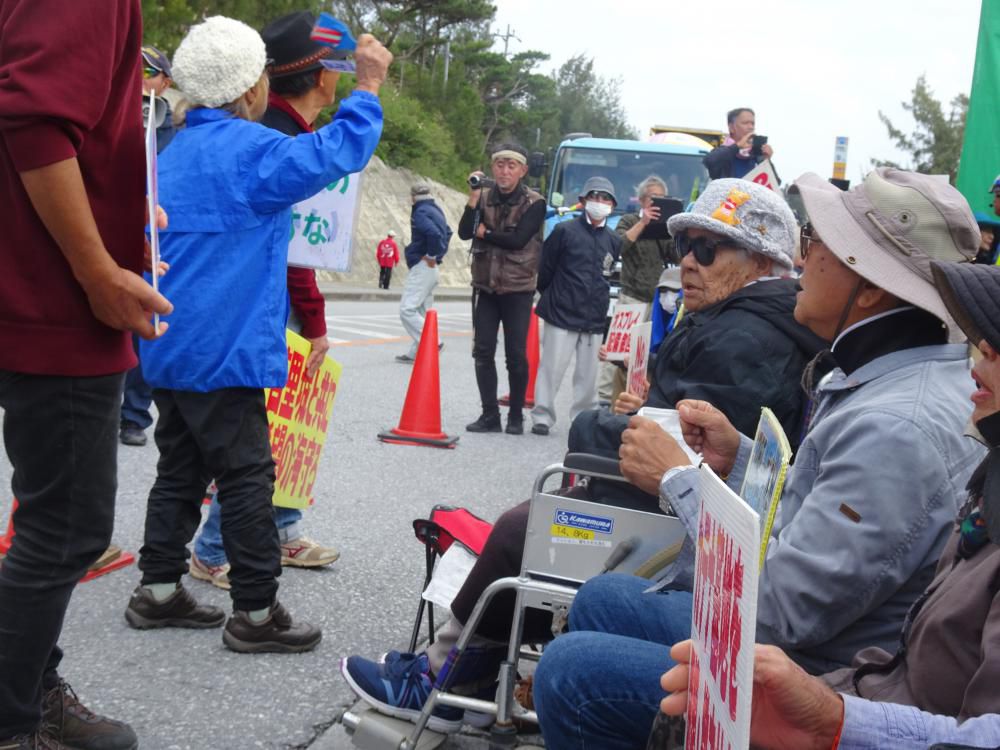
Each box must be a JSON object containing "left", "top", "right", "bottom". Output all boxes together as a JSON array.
[
  {"left": 790, "top": 168, "right": 979, "bottom": 333},
  {"left": 172, "top": 16, "right": 268, "bottom": 108},
  {"left": 666, "top": 177, "right": 797, "bottom": 269},
  {"left": 931, "top": 262, "right": 1000, "bottom": 352}
]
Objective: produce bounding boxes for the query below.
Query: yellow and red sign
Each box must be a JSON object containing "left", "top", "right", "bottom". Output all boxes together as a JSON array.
[{"left": 264, "top": 330, "right": 342, "bottom": 508}]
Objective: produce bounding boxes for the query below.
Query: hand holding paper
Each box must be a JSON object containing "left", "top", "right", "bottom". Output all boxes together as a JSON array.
[
  {"left": 619, "top": 415, "right": 694, "bottom": 495},
  {"left": 677, "top": 399, "right": 741, "bottom": 477}
]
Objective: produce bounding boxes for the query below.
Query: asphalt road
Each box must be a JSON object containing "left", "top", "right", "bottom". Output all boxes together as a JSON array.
[{"left": 0, "top": 299, "right": 576, "bottom": 750}]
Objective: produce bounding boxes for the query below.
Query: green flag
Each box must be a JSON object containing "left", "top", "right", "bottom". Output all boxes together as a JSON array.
[{"left": 957, "top": 0, "right": 1000, "bottom": 222}]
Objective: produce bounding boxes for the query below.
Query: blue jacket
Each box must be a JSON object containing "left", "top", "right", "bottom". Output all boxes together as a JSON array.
[
  {"left": 404, "top": 198, "right": 451, "bottom": 268},
  {"left": 140, "top": 91, "right": 382, "bottom": 391},
  {"left": 662, "top": 343, "right": 983, "bottom": 674}
]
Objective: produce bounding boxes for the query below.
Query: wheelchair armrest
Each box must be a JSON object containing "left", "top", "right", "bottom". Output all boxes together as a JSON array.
[{"left": 563, "top": 452, "right": 623, "bottom": 478}]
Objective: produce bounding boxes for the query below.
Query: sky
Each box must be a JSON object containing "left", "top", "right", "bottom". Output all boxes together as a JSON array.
[{"left": 490, "top": 0, "right": 982, "bottom": 184}]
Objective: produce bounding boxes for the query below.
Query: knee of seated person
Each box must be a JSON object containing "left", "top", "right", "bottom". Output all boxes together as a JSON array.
[
  {"left": 567, "top": 573, "right": 636, "bottom": 631},
  {"left": 534, "top": 633, "right": 593, "bottom": 711}
]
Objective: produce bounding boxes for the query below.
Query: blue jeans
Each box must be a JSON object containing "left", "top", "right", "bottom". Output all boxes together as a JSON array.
[
  {"left": 533, "top": 574, "right": 693, "bottom": 750},
  {"left": 194, "top": 495, "right": 302, "bottom": 567},
  {"left": 121, "top": 335, "right": 153, "bottom": 428}
]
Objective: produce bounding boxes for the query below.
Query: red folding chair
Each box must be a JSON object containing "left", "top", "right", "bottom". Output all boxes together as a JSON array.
[{"left": 409, "top": 504, "right": 493, "bottom": 652}]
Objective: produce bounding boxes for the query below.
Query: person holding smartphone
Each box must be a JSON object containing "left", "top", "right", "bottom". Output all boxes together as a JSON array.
[{"left": 703, "top": 107, "right": 774, "bottom": 180}]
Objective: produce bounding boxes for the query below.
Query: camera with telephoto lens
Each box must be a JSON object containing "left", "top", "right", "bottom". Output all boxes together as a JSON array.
[{"left": 468, "top": 174, "right": 494, "bottom": 190}]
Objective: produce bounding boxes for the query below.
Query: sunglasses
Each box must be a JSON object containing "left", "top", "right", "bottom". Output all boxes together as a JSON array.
[
  {"left": 676, "top": 232, "right": 739, "bottom": 266},
  {"left": 142, "top": 66, "right": 162, "bottom": 79},
  {"left": 585, "top": 191, "right": 615, "bottom": 203},
  {"left": 800, "top": 223, "right": 822, "bottom": 261}
]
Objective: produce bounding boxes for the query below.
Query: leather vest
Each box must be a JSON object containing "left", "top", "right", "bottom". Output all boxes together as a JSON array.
[{"left": 470, "top": 183, "right": 544, "bottom": 294}]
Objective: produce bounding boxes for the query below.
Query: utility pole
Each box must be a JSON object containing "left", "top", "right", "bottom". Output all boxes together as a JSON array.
[
  {"left": 442, "top": 39, "right": 450, "bottom": 91},
  {"left": 494, "top": 24, "right": 520, "bottom": 58}
]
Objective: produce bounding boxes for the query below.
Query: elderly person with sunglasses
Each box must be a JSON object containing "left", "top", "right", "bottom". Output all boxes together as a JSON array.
[{"left": 531, "top": 169, "right": 984, "bottom": 750}]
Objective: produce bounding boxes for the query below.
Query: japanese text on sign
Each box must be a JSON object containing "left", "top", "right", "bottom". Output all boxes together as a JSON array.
[
  {"left": 743, "top": 159, "right": 780, "bottom": 192},
  {"left": 288, "top": 173, "right": 362, "bottom": 272},
  {"left": 626, "top": 322, "right": 652, "bottom": 400},
  {"left": 264, "top": 330, "right": 343, "bottom": 508},
  {"left": 605, "top": 303, "right": 647, "bottom": 362}
]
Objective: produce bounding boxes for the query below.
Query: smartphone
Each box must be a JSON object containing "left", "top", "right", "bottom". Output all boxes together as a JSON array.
[{"left": 751, "top": 134, "right": 768, "bottom": 157}]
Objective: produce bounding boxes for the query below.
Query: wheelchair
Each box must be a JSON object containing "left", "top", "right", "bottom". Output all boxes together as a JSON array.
[{"left": 341, "top": 453, "right": 688, "bottom": 750}]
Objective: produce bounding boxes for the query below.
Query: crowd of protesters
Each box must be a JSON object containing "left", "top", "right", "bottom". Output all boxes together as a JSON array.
[{"left": 3, "top": 1, "right": 1000, "bottom": 749}]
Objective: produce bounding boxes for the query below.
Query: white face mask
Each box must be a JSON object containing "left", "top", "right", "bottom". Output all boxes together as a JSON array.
[{"left": 585, "top": 201, "right": 613, "bottom": 222}]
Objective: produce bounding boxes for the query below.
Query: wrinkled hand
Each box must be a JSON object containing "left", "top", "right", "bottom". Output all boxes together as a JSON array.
[
  {"left": 84, "top": 266, "right": 173, "bottom": 339},
  {"left": 761, "top": 144, "right": 774, "bottom": 159},
  {"left": 612, "top": 389, "right": 644, "bottom": 415},
  {"left": 354, "top": 34, "right": 393, "bottom": 94},
  {"left": 619, "top": 415, "right": 692, "bottom": 495},
  {"left": 660, "top": 641, "right": 843, "bottom": 750},
  {"left": 305, "top": 336, "right": 330, "bottom": 378},
  {"left": 143, "top": 204, "right": 169, "bottom": 276},
  {"left": 677, "top": 400, "right": 741, "bottom": 476}
]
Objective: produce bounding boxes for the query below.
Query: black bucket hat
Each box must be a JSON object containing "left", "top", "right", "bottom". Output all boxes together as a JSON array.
[
  {"left": 262, "top": 11, "right": 350, "bottom": 79},
  {"left": 931, "top": 261, "right": 1000, "bottom": 352}
]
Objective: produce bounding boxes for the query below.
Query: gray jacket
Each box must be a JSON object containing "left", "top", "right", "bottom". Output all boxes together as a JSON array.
[{"left": 661, "top": 343, "right": 983, "bottom": 673}]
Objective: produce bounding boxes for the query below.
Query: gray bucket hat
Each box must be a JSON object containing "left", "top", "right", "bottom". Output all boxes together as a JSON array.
[
  {"left": 666, "top": 178, "right": 797, "bottom": 269},
  {"left": 579, "top": 176, "right": 617, "bottom": 205},
  {"left": 790, "top": 168, "right": 979, "bottom": 330}
]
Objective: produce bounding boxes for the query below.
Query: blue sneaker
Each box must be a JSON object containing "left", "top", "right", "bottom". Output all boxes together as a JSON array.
[{"left": 339, "top": 651, "right": 463, "bottom": 733}]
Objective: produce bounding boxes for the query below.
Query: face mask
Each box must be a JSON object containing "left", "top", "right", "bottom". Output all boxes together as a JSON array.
[
  {"left": 585, "top": 201, "right": 613, "bottom": 222},
  {"left": 659, "top": 289, "right": 679, "bottom": 313}
]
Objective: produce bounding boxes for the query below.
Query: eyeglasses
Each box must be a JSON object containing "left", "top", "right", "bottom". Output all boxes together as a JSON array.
[
  {"left": 585, "top": 191, "right": 615, "bottom": 203},
  {"left": 800, "top": 223, "right": 822, "bottom": 261},
  {"left": 142, "top": 66, "right": 162, "bottom": 80},
  {"left": 676, "top": 232, "right": 739, "bottom": 266}
]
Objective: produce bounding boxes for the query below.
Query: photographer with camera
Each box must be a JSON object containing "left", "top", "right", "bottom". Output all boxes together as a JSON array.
[
  {"left": 703, "top": 107, "right": 774, "bottom": 180},
  {"left": 459, "top": 143, "right": 546, "bottom": 435}
]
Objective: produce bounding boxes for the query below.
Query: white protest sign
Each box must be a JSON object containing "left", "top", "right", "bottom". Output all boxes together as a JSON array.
[
  {"left": 743, "top": 159, "right": 780, "bottom": 192},
  {"left": 604, "top": 303, "right": 646, "bottom": 362},
  {"left": 625, "top": 321, "right": 652, "bottom": 400},
  {"left": 685, "top": 466, "right": 761, "bottom": 750},
  {"left": 287, "top": 172, "right": 362, "bottom": 272},
  {"left": 144, "top": 92, "right": 161, "bottom": 332}
]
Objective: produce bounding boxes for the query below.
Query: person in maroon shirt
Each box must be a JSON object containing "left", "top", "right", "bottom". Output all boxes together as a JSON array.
[{"left": 0, "top": 0, "right": 171, "bottom": 747}]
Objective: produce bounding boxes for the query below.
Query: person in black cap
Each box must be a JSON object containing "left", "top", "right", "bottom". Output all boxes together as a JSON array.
[{"left": 188, "top": 11, "right": 348, "bottom": 588}]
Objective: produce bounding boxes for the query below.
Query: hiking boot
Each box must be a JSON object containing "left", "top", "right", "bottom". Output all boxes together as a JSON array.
[
  {"left": 0, "top": 730, "right": 72, "bottom": 749},
  {"left": 505, "top": 413, "right": 524, "bottom": 435},
  {"left": 280, "top": 536, "right": 340, "bottom": 568},
  {"left": 531, "top": 423, "right": 550, "bottom": 436},
  {"left": 466, "top": 413, "right": 501, "bottom": 433},
  {"left": 124, "top": 584, "right": 225, "bottom": 630},
  {"left": 223, "top": 601, "right": 321, "bottom": 654},
  {"left": 118, "top": 422, "right": 146, "bottom": 447},
  {"left": 42, "top": 680, "right": 138, "bottom": 750},
  {"left": 340, "top": 651, "right": 463, "bottom": 734},
  {"left": 189, "top": 553, "right": 231, "bottom": 590}
]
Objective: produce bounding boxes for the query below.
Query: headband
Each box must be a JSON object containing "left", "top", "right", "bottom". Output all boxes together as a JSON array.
[{"left": 491, "top": 149, "right": 527, "bottom": 165}]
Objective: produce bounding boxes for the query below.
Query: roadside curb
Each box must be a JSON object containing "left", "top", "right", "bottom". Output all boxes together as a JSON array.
[{"left": 318, "top": 284, "right": 472, "bottom": 303}]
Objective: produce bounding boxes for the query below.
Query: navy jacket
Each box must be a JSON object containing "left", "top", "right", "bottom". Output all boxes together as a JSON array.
[
  {"left": 404, "top": 199, "right": 452, "bottom": 268},
  {"left": 536, "top": 215, "right": 621, "bottom": 333}
]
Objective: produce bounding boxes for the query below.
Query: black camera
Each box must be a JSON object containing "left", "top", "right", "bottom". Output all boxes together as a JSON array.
[
  {"left": 751, "top": 134, "right": 768, "bottom": 158},
  {"left": 468, "top": 174, "right": 494, "bottom": 190}
]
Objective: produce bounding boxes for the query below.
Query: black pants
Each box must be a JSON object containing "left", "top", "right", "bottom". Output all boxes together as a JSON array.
[
  {"left": 0, "top": 370, "right": 123, "bottom": 737},
  {"left": 139, "top": 388, "right": 281, "bottom": 611},
  {"left": 378, "top": 266, "right": 393, "bottom": 289},
  {"left": 472, "top": 290, "right": 533, "bottom": 416}
]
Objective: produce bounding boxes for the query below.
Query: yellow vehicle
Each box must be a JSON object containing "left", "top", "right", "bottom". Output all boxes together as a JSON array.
[{"left": 649, "top": 124, "right": 725, "bottom": 149}]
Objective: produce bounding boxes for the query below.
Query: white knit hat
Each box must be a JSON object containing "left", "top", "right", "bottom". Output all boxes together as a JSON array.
[
  {"left": 667, "top": 178, "right": 797, "bottom": 269},
  {"left": 172, "top": 16, "right": 267, "bottom": 108}
]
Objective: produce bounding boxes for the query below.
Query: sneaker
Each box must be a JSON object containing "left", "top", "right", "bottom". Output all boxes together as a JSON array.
[
  {"left": 124, "top": 584, "right": 226, "bottom": 630},
  {"left": 88, "top": 545, "right": 122, "bottom": 572},
  {"left": 531, "top": 423, "right": 550, "bottom": 436},
  {"left": 42, "top": 680, "right": 138, "bottom": 750},
  {"left": 505, "top": 414, "right": 524, "bottom": 435},
  {"left": 118, "top": 421, "right": 146, "bottom": 447},
  {"left": 222, "top": 601, "right": 321, "bottom": 654},
  {"left": 280, "top": 536, "right": 340, "bottom": 568},
  {"left": 466, "top": 413, "right": 502, "bottom": 433},
  {"left": 189, "top": 553, "right": 231, "bottom": 590},
  {"left": 0, "top": 730, "right": 72, "bottom": 749},
  {"left": 395, "top": 353, "right": 415, "bottom": 364},
  {"left": 339, "top": 651, "right": 463, "bottom": 734}
]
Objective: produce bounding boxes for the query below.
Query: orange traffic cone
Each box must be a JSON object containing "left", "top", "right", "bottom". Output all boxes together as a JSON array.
[
  {"left": 499, "top": 308, "right": 540, "bottom": 409},
  {"left": 0, "top": 498, "right": 16, "bottom": 557},
  {"left": 379, "top": 310, "right": 459, "bottom": 448}
]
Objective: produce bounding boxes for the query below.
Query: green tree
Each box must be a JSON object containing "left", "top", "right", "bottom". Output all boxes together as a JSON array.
[{"left": 875, "top": 74, "right": 968, "bottom": 184}]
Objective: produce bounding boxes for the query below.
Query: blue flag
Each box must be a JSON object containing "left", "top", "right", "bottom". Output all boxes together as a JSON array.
[{"left": 311, "top": 13, "right": 356, "bottom": 52}]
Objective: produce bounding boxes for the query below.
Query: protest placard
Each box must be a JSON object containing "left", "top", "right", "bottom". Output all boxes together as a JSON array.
[
  {"left": 144, "top": 92, "right": 161, "bottom": 331},
  {"left": 739, "top": 407, "right": 792, "bottom": 566},
  {"left": 625, "top": 321, "right": 652, "bottom": 400},
  {"left": 264, "top": 330, "right": 343, "bottom": 508},
  {"left": 685, "top": 466, "right": 760, "bottom": 750},
  {"left": 743, "top": 159, "right": 780, "bottom": 192},
  {"left": 604, "top": 303, "right": 647, "bottom": 362},
  {"left": 287, "top": 172, "right": 362, "bottom": 272}
]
